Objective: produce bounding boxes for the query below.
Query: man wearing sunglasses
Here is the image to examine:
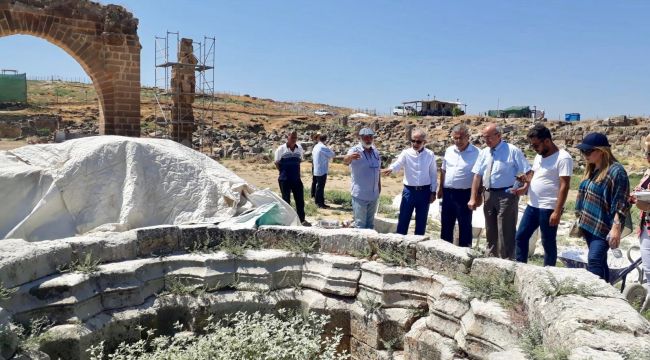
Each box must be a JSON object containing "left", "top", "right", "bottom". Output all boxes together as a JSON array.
[
  {"left": 382, "top": 128, "right": 437, "bottom": 235},
  {"left": 469, "top": 123, "right": 531, "bottom": 259}
]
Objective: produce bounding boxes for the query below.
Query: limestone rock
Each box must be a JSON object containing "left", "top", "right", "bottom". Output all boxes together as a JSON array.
[
  {"left": 301, "top": 254, "right": 362, "bottom": 297},
  {"left": 416, "top": 239, "right": 474, "bottom": 276}
]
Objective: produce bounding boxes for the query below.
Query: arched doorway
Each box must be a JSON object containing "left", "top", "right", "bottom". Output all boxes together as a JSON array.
[{"left": 0, "top": 1, "right": 142, "bottom": 136}]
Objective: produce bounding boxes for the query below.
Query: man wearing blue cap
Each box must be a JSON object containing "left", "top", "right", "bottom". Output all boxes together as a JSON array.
[
  {"left": 344, "top": 127, "right": 381, "bottom": 229},
  {"left": 382, "top": 128, "right": 437, "bottom": 235}
]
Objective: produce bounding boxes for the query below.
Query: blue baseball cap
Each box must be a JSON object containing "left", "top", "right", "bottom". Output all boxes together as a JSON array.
[
  {"left": 359, "top": 128, "right": 375, "bottom": 136},
  {"left": 576, "top": 132, "right": 610, "bottom": 151}
]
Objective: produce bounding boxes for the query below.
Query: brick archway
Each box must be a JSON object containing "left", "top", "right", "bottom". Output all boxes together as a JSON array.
[{"left": 0, "top": 0, "right": 141, "bottom": 136}]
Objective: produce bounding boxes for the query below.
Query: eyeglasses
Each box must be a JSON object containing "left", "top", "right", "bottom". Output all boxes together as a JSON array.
[
  {"left": 411, "top": 139, "right": 424, "bottom": 144},
  {"left": 580, "top": 149, "right": 595, "bottom": 156}
]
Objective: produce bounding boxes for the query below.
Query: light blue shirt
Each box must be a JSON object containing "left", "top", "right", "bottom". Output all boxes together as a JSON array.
[
  {"left": 471, "top": 141, "right": 531, "bottom": 189},
  {"left": 312, "top": 142, "right": 335, "bottom": 176},
  {"left": 442, "top": 143, "right": 479, "bottom": 189},
  {"left": 347, "top": 144, "right": 381, "bottom": 201}
]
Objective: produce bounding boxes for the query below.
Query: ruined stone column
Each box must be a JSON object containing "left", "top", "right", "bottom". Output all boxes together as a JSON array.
[{"left": 170, "top": 38, "right": 197, "bottom": 146}]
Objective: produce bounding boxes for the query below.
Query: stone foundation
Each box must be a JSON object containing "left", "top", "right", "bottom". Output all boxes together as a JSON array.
[{"left": 1, "top": 225, "right": 649, "bottom": 359}]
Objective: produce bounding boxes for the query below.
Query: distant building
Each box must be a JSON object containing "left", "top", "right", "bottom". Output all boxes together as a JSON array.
[
  {"left": 488, "top": 106, "right": 532, "bottom": 118},
  {"left": 402, "top": 99, "right": 465, "bottom": 116},
  {"left": 0, "top": 70, "right": 27, "bottom": 104}
]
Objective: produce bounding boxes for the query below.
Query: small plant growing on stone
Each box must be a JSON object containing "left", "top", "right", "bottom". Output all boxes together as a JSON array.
[
  {"left": 57, "top": 252, "right": 101, "bottom": 274},
  {"left": 159, "top": 277, "right": 206, "bottom": 297},
  {"left": 519, "top": 321, "right": 569, "bottom": 360},
  {"left": 221, "top": 236, "right": 263, "bottom": 258},
  {"left": 459, "top": 272, "right": 520, "bottom": 309},
  {"left": 8, "top": 317, "right": 56, "bottom": 353},
  {"left": 380, "top": 337, "right": 399, "bottom": 359},
  {"left": 376, "top": 246, "right": 415, "bottom": 268},
  {"left": 349, "top": 247, "right": 372, "bottom": 259},
  {"left": 407, "top": 304, "right": 428, "bottom": 319},
  {"left": 279, "top": 238, "right": 319, "bottom": 254},
  {"left": 0, "top": 282, "right": 16, "bottom": 301},
  {"left": 359, "top": 294, "right": 384, "bottom": 323},
  {"left": 540, "top": 271, "right": 603, "bottom": 298}
]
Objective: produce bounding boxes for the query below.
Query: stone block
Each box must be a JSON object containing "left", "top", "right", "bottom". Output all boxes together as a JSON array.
[
  {"left": 0, "top": 239, "right": 73, "bottom": 288},
  {"left": 317, "top": 228, "right": 375, "bottom": 257},
  {"left": 256, "top": 225, "right": 321, "bottom": 251},
  {"left": 178, "top": 224, "right": 210, "bottom": 252},
  {"left": 568, "top": 347, "right": 624, "bottom": 360},
  {"left": 470, "top": 257, "right": 518, "bottom": 282},
  {"left": 459, "top": 299, "right": 518, "bottom": 351},
  {"left": 210, "top": 226, "right": 257, "bottom": 248},
  {"left": 487, "top": 348, "right": 528, "bottom": 360},
  {"left": 358, "top": 262, "right": 436, "bottom": 308},
  {"left": 369, "top": 234, "right": 427, "bottom": 266},
  {"left": 350, "top": 304, "right": 414, "bottom": 350},
  {"left": 416, "top": 239, "right": 474, "bottom": 276},
  {"left": 235, "top": 249, "right": 303, "bottom": 291},
  {"left": 403, "top": 318, "right": 458, "bottom": 360},
  {"left": 135, "top": 225, "right": 180, "bottom": 257},
  {"left": 350, "top": 336, "right": 394, "bottom": 360},
  {"left": 374, "top": 216, "right": 398, "bottom": 234},
  {"left": 301, "top": 254, "right": 362, "bottom": 297},
  {"left": 63, "top": 231, "right": 138, "bottom": 264}
]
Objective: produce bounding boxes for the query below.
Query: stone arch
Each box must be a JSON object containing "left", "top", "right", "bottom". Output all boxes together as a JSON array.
[{"left": 0, "top": 0, "right": 141, "bottom": 136}]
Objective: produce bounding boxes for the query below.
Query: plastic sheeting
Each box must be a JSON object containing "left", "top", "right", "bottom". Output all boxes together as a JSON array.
[{"left": 0, "top": 136, "right": 297, "bottom": 241}]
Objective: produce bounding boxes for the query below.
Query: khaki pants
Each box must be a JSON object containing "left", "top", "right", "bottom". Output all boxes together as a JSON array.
[{"left": 483, "top": 190, "right": 518, "bottom": 259}]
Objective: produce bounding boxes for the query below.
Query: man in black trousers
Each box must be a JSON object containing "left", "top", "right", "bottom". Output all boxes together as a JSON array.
[{"left": 274, "top": 130, "right": 311, "bottom": 226}]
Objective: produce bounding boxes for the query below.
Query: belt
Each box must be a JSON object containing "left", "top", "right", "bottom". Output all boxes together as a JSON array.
[
  {"left": 405, "top": 184, "right": 431, "bottom": 191},
  {"left": 444, "top": 187, "right": 471, "bottom": 191},
  {"left": 485, "top": 186, "right": 510, "bottom": 192}
]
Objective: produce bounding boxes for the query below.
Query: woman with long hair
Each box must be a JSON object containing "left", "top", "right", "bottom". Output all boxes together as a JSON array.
[
  {"left": 631, "top": 134, "right": 650, "bottom": 294},
  {"left": 575, "top": 132, "right": 630, "bottom": 280}
]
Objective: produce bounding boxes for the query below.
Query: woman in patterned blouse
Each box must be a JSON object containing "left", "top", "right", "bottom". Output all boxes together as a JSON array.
[{"left": 575, "top": 132, "right": 630, "bottom": 280}]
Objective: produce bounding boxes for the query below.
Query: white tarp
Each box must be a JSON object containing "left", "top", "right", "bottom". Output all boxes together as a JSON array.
[{"left": 0, "top": 136, "right": 297, "bottom": 241}]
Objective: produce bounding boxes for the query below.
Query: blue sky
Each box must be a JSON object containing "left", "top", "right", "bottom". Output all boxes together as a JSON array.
[{"left": 1, "top": 0, "right": 649, "bottom": 118}]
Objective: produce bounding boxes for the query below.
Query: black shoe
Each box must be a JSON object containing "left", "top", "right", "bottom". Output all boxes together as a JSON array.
[
  {"left": 301, "top": 220, "right": 312, "bottom": 227},
  {"left": 317, "top": 204, "right": 331, "bottom": 209}
]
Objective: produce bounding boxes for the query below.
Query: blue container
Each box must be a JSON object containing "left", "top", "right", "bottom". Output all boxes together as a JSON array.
[{"left": 565, "top": 113, "right": 580, "bottom": 121}]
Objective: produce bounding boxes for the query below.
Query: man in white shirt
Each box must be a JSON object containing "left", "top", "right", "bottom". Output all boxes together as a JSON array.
[
  {"left": 274, "top": 130, "right": 310, "bottom": 226},
  {"left": 469, "top": 123, "right": 531, "bottom": 259},
  {"left": 515, "top": 124, "right": 573, "bottom": 266},
  {"left": 382, "top": 128, "right": 437, "bottom": 235},
  {"left": 437, "top": 124, "right": 479, "bottom": 247},
  {"left": 312, "top": 134, "right": 336, "bottom": 208}
]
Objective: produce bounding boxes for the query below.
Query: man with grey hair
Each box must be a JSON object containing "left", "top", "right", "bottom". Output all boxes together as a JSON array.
[
  {"left": 437, "top": 124, "right": 479, "bottom": 247},
  {"left": 469, "top": 123, "right": 531, "bottom": 258},
  {"left": 344, "top": 127, "right": 381, "bottom": 229},
  {"left": 274, "top": 130, "right": 310, "bottom": 226},
  {"left": 382, "top": 128, "right": 437, "bottom": 235}
]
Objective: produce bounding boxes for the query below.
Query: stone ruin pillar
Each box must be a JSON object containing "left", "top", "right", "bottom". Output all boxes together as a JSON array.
[{"left": 170, "top": 38, "right": 197, "bottom": 146}]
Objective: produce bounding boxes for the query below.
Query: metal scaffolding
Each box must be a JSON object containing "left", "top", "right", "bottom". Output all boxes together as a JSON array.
[{"left": 153, "top": 31, "right": 215, "bottom": 153}]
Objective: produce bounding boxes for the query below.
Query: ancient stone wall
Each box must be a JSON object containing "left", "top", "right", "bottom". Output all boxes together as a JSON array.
[
  {"left": 170, "top": 38, "right": 197, "bottom": 146},
  {"left": 0, "top": 0, "right": 141, "bottom": 136},
  {"left": 1, "top": 225, "right": 649, "bottom": 359}
]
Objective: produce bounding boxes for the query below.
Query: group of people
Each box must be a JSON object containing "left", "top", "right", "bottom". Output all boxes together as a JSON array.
[{"left": 273, "top": 124, "right": 650, "bottom": 284}]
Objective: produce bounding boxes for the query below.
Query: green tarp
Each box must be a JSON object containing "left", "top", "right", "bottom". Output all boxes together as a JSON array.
[{"left": 0, "top": 73, "right": 27, "bottom": 103}]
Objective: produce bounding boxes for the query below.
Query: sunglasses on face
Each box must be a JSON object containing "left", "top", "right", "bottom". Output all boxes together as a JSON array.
[
  {"left": 411, "top": 139, "right": 423, "bottom": 144},
  {"left": 580, "top": 149, "right": 595, "bottom": 156},
  {"left": 646, "top": 152, "right": 650, "bottom": 157}
]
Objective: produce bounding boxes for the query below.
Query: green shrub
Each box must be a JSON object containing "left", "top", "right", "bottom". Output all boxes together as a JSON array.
[
  {"left": 520, "top": 322, "right": 569, "bottom": 360},
  {"left": 88, "top": 310, "right": 349, "bottom": 360},
  {"left": 459, "top": 272, "right": 520, "bottom": 309},
  {"left": 540, "top": 271, "right": 604, "bottom": 298},
  {"left": 57, "top": 252, "right": 101, "bottom": 274}
]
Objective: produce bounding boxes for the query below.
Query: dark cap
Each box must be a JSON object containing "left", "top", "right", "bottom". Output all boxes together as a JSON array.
[{"left": 576, "top": 132, "right": 610, "bottom": 151}]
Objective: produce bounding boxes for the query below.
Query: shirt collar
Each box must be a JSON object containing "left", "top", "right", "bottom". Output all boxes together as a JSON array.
[{"left": 492, "top": 140, "right": 506, "bottom": 153}]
